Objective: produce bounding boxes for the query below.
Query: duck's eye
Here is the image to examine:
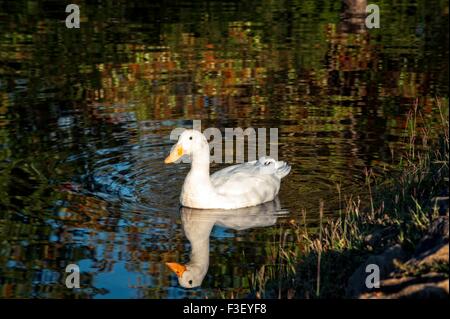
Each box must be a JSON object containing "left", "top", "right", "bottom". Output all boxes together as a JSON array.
[
  {"left": 188, "top": 280, "right": 193, "bottom": 285},
  {"left": 189, "top": 136, "right": 193, "bottom": 140}
]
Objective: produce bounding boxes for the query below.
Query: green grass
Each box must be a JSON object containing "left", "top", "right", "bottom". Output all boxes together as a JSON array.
[{"left": 251, "top": 98, "right": 449, "bottom": 299}]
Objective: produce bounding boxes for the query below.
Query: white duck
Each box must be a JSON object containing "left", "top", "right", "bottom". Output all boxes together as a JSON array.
[
  {"left": 166, "top": 200, "right": 287, "bottom": 288},
  {"left": 164, "top": 129, "right": 291, "bottom": 209}
]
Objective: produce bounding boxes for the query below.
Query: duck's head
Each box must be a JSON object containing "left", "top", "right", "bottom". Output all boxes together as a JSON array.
[
  {"left": 164, "top": 129, "right": 208, "bottom": 164},
  {"left": 165, "top": 262, "right": 205, "bottom": 288}
]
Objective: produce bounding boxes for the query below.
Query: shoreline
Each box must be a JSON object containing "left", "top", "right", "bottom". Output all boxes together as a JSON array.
[{"left": 255, "top": 100, "right": 449, "bottom": 299}]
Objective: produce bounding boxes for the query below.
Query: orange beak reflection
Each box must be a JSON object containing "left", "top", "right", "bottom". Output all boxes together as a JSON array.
[
  {"left": 164, "top": 145, "right": 184, "bottom": 164},
  {"left": 166, "top": 262, "right": 186, "bottom": 278}
]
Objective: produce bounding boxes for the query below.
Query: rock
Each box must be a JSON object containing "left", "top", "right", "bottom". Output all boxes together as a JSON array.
[
  {"left": 346, "top": 244, "right": 407, "bottom": 297},
  {"left": 390, "top": 280, "right": 448, "bottom": 298},
  {"left": 408, "top": 215, "right": 449, "bottom": 269},
  {"left": 355, "top": 216, "right": 449, "bottom": 299},
  {"left": 360, "top": 273, "right": 448, "bottom": 299},
  {"left": 418, "top": 244, "right": 448, "bottom": 266},
  {"left": 414, "top": 216, "right": 449, "bottom": 259}
]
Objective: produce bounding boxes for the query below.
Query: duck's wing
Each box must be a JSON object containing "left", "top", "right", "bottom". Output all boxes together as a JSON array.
[
  {"left": 211, "top": 157, "right": 290, "bottom": 185},
  {"left": 210, "top": 157, "right": 290, "bottom": 197},
  {"left": 210, "top": 160, "right": 257, "bottom": 181}
]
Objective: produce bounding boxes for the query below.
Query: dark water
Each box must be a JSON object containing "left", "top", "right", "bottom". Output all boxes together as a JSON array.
[{"left": 0, "top": 0, "right": 448, "bottom": 298}]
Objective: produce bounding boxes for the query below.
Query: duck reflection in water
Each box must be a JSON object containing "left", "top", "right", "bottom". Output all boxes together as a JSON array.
[{"left": 166, "top": 199, "right": 288, "bottom": 288}]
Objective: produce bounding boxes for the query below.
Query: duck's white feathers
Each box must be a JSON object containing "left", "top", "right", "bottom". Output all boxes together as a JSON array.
[
  {"left": 210, "top": 156, "right": 291, "bottom": 199},
  {"left": 170, "top": 130, "right": 291, "bottom": 209}
]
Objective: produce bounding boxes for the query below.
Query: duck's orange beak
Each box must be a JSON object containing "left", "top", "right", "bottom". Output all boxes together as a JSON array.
[
  {"left": 164, "top": 145, "right": 184, "bottom": 164},
  {"left": 165, "top": 262, "right": 186, "bottom": 277}
]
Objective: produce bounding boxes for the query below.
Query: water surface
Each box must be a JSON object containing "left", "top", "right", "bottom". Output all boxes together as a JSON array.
[{"left": 0, "top": 0, "right": 448, "bottom": 298}]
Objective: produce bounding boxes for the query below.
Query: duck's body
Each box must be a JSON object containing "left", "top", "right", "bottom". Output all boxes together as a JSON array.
[{"left": 165, "top": 130, "right": 291, "bottom": 210}]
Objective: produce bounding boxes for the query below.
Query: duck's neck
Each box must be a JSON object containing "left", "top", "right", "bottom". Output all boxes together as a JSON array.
[
  {"left": 187, "top": 236, "right": 210, "bottom": 277},
  {"left": 190, "top": 144, "right": 211, "bottom": 177},
  {"left": 182, "top": 144, "right": 218, "bottom": 207},
  {"left": 186, "top": 144, "right": 213, "bottom": 189},
  {"left": 182, "top": 211, "right": 215, "bottom": 284}
]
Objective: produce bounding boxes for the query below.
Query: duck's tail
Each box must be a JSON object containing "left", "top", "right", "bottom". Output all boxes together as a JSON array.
[
  {"left": 275, "top": 160, "right": 291, "bottom": 178},
  {"left": 258, "top": 156, "right": 291, "bottom": 178}
]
